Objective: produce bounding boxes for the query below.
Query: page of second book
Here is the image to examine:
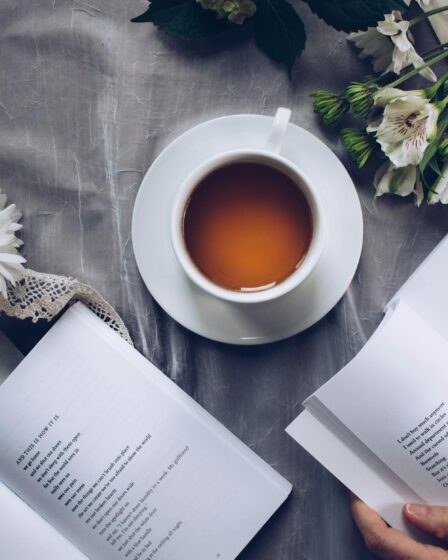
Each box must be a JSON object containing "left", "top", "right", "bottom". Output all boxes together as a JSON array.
[
  {"left": 0, "top": 305, "right": 289, "bottom": 560},
  {"left": 312, "top": 301, "right": 448, "bottom": 506}
]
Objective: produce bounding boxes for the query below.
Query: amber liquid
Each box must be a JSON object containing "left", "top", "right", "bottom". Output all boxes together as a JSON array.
[{"left": 183, "top": 161, "right": 313, "bottom": 292}]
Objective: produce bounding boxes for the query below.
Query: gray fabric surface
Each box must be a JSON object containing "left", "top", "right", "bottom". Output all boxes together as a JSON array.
[
  {"left": 1, "top": 1, "right": 447, "bottom": 559},
  {"left": 0, "top": 331, "right": 22, "bottom": 384}
]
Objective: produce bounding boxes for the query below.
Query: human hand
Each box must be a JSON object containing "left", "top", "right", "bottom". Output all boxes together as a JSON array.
[{"left": 352, "top": 496, "right": 448, "bottom": 559}]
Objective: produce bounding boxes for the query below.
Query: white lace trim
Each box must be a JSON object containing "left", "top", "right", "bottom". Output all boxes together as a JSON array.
[{"left": 0, "top": 269, "right": 133, "bottom": 345}]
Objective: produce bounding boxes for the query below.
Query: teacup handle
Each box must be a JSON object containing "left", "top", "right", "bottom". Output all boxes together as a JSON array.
[{"left": 267, "top": 107, "right": 292, "bottom": 154}]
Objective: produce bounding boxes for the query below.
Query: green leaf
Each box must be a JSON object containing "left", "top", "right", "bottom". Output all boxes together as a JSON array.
[
  {"left": 390, "top": 166, "right": 407, "bottom": 194},
  {"left": 253, "top": 0, "right": 306, "bottom": 77},
  {"left": 131, "top": 0, "right": 229, "bottom": 39},
  {"left": 302, "top": 0, "right": 408, "bottom": 32},
  {"left": 428, "top": 157, "right": 443, "bottom": 178}
]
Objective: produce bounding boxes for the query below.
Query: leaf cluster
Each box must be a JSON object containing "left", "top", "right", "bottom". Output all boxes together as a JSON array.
[{"left": 132, "top": 0, "right": 407, "bottom": 75}]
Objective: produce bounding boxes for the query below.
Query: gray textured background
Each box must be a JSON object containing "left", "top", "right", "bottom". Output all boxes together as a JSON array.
[{"left": 1, "top": 1, "right": 447, "bottom": 559}]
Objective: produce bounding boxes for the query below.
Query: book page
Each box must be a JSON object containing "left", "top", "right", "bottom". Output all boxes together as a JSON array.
[
  {"left": 0, "top": 481, "right": 86, "bottom": 559},
  {"left": 388, "top": 235, "right": 448, "bottom": 340},
  {"left": 0, "top": 304, "right": 291, "bottom": 560},
  {"left": 313, "top": 301, "right": 448, "bottom": 506},
  {"left": 286, "top": 411, "right": 422, "bottom": 536}
]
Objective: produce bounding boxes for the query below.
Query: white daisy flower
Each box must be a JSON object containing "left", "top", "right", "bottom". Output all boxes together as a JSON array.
[
  {"left": 0, "top": 190, "right": 26, "bottom": 299},
  {"left": 368, "top": 88, "right": 439, "bottom": 167},
  {"left": 348, "top": 11, "right": 437, "bottom": 82},
  {"left": 374, "top": 162, "right": 423, "bottom": 205}
]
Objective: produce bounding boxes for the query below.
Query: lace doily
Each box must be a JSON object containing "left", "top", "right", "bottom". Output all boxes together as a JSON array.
[{"left": 0, "top": 269, "right": 133, "bottom": 345}]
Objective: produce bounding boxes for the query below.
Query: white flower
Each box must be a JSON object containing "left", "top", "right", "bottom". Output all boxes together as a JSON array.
[
  {"left": 371, "top": 87, "right": 425, "bottom": 107},
  {"left": 368, "top": 88, "right": 439, "bottom": 167},
  {"left": 348, "top": 24, "right": 394, "bottom": 72},
  {"left": 0, "top": 190, "right": 26, "bottom": 299},
  {"left": 428, "top": 164, "right": 448, "bottom": 204},
  {"left": 374, "top": 162, "right": 423, "bottom": 205},
  {"left": 348, "top": 12, "right": 437, "bottom": 82}
]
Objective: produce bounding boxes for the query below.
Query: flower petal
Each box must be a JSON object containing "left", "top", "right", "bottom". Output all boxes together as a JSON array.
[
  {"left": 390, "top": 28, "right": 412, "bottom": 52},
  {"left": 0, "top": 189, "right": 25, "bottom": 300},
  {"left": 0, "top": 275, "right": 7, "bottom": 299},
  {"left": 386, "top": 136, "right": 428, "bottom": 167},
  {"left": 415, "top": 174, "right": 424, "bottom": 207},
  {"left": 429, "top": 165, "right": 448, "bottom": 204},
  {"left": 395, "top": 165, "right": 417, "bottom": 196},
  {"left": 374, "top": 161, "right": 393, "bottom": 196},
  {"left": 378, "top": 21, "right": 401, "bottom": 35},
  {"left": 374, "top": 88, "right": 424, "bottom": 107},
  {"left": 424, "top": 103, "right": 440, "bottom": 139},
  {"left": 391, "top": 46, "right": 407, "bottom": 73}
]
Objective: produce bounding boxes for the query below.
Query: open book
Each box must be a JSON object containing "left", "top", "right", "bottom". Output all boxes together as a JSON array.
[
  {"left": 287, "top": 235, "right": 448, "bottom": 536},
  {"left": 0, "top": 304, "right": 291, "bottom": 560}
]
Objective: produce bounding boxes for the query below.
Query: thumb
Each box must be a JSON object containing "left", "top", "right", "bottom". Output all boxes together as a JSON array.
[{"left": 404, "top": 504, "right": 448, "bottom": 541}]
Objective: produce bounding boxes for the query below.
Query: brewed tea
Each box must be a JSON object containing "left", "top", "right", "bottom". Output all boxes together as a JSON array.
[{"left": 183, "top": 161, "right": 313, "bottom": 292}]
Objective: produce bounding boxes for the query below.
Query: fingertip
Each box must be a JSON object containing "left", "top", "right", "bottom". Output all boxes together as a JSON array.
[
  {"left": 403, "top": 503, "right": 428, "bottom": 520},
  {"left": 351, "top": 495, "right": 369, "bottom": 518}
]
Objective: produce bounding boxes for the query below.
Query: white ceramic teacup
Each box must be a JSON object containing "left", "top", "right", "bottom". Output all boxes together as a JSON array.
[{"left": 170, "top": 108, "right": 326, "bottom": 304}]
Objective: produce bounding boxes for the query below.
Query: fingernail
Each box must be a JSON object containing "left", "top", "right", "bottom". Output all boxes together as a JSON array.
[{"left": 405, "top": 504, "right": 428, "bottom": 518}]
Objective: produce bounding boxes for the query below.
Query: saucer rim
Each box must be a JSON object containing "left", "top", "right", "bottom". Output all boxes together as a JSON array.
[{"left": 132, "top": 113, "right": 364, "bottom": 345}]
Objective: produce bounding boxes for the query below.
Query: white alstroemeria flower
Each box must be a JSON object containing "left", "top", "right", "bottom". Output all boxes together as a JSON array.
[
  {"left": 348, "top": 22, "right": 394, "bottom": 72},
  {"left": 374, "top": 162, "right": 423, "bottom": 205},
  {"left": 0, "top": 190, "right": 26, "bottom": 299},
  {"left": 348, "top": 12, "right": 437, "bottom": 82},
  {"left": 372, "top": 87, "right": 426, "bottom": 107},
  {"left": 368, "top": 88, "right": 439, "bottom": 167},
  {"left": 428, "top": 164, "right": 448, "bottom": 204}
]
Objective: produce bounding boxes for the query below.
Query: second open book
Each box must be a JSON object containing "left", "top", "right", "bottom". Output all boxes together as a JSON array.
[{"left": 287, "top": 235, "right": 448, "bottom": 536}]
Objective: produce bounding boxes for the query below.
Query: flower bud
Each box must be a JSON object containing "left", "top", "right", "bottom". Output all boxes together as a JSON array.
[
  {"left": 346, "top": 82, "right": 377, "bottom": 119},
  {"left": 342, "top": 128, "right": 375, "bottom": 168},
  {"left": 310, "top": 90, "right": 349, "bottom": 126}
]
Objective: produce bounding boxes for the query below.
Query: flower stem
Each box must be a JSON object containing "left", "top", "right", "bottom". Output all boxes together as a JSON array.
[
  {"left": 422, "top": 42, "right": 448, "bottom": 60},
  {"left": 438, "top": 96, "right": 448, "bottom": 112},
  {"left": 374, "top": 45, "right": 448, "bottom": 86},
  {"left": 426, "top": 71, "right": 448, "bottom": 98},
  {"left": 388, "top": 49, "right": 448, "bottom": 89},
  {"left": 409, "top": 5, "right": 448, "bottom": 27}
]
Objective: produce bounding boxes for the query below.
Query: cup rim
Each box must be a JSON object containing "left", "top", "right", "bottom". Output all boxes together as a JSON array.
[{"left": 170, "top": 149, "right": 326, "bottom": 304}]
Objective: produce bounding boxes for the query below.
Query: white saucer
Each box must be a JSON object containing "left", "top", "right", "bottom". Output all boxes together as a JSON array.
[{"left": 132, "top": 115, "right": 363, "bottom": 345}]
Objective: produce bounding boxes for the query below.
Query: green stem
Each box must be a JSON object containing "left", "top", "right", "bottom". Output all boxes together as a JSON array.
[
  {"left": 438, "top": 96, "right": 448, "bottom": 112},
  {"left": 365, "top": 46, "right": 448, "bottom": 87},
  {"left": 372, "top": 45, "right": 448, "bottom": 85},
  {"left": 388, "top": 49, "right": 448, "bottom": 89},
  {"left": 422, "top": 42, "right": 448, "bottom": 60},
  {"left": 410, "top": 5, "right": 448, "bottom": 27},
  {"left": 426, "top": 71, "right": 448, "bottom": 98}
]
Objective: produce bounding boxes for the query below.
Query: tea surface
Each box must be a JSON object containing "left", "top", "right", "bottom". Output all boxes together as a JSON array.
[{"left": 183, "top": 161, "right": 313, "bottom": 291}]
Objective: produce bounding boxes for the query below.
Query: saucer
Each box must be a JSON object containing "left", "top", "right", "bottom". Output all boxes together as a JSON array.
[{"left": 132, "top": 114, "right": 363, "bottom": 345}]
